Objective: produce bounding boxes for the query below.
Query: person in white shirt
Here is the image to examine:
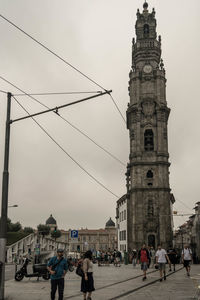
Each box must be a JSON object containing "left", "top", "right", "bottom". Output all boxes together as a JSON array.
[
  {"left": 155, "top": 245, "right": 170, "bottom": 282},
  {"left": 182, "top": 245, "right": 192, "bottom": 276}
]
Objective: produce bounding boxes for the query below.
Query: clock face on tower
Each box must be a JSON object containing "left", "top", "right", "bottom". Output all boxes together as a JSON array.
[{"left": 143, "top": 64, "right": 152, "bottom": 74}]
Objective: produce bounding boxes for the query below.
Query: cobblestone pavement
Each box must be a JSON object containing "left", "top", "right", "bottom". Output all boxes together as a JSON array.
[{"left": 4, "top": 264, "right": 200, "bottom": 300}]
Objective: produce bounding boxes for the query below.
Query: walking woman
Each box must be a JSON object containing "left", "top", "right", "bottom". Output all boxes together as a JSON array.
[{"left": 81, "top": 250, "right": 95, "bottom": 300}]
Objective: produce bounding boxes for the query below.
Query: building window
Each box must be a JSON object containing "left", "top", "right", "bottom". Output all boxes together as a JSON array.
[
  {"left": 148, "top": 199, "right": 154, "bottom": 216},
  {"left": 120, "top": 230, "right": 127, "bottom": 241},
  {"left": 146, "top": 170, "right": 153, "bottom": 178},
  {"left": 144, "top": 129, "right": 154, "bottom": 151},
  {"left": 124, "top": 210, "right": 126, "bottom": 220},
  {"left": 144, "top": 24, "right": 149, "bottom": 37}
]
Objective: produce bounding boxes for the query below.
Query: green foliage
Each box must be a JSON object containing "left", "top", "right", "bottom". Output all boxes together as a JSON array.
[
  {"left": 51, "top": 229, "right": 61, "bottom": 239},
  {"left": 9, "top": 222, "right": 22, "bottom": 232},
  {"left": 23, "top": 227, "right": 34, "bottom": 234},
  {"left": 37, "top": 224, "right": 50, "bottom": 236},
  {"left": 0, "top": 218, "right": 22, "bottom": 232},
  {"left": 7, "top": 231, "right": 30, "bottom": 246}
]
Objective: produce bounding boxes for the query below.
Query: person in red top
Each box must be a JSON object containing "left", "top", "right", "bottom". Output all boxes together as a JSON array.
[{"left": 138, "top": 244, "right": 150, "bottom": 281}]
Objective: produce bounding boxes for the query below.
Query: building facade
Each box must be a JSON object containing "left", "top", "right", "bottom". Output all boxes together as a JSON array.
[
  {"left": 118, "top": 2, "right": 175, "bottom": 251},
  {"left": 63, "top": 218, "right": 117, "bottom": 254},
  {"left": 116, "top": 195, "right": 128, "bottom": 252},
  {"left": 174, "top": 202, "right": 200, "bottom": 262}
]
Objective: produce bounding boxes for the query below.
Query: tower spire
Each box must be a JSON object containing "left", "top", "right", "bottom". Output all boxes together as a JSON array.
[{"left": 143, "top": 1, "right": 148, "bottom": 10}]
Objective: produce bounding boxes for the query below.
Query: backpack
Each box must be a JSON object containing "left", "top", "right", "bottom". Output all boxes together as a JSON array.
[{"left": 76, "top": 262, "right": 84, "bottom": 277}]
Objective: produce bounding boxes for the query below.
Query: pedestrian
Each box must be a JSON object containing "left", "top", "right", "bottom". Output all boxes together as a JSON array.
[
  {"left": 47, "top": 248, "right": 68, "bottom": 300},
  {"left": 138, "top": 244, "right": 150, "bottom": 281},
  {"left": 147, "top": 246, "right": 152, "bottom": 268},
  {"left": 155, "top": 245, "right": 170, "bottom": 282},
  {"left": 81, "top": 250, "right": 95, "bottom": 300},
  {"left": 132, "top": 249, "right": 137, "bottom": 267},
  {"left": 115, "top": 250, "right": 121, "bottom": 267},
  {"left": 150, "top": 247, "right": 156, "bottom": 268},
  {"left": 167, "top": 247, "right": 177, "bottom": 272},
  {"left": 96, "top": 250, "right": 101, "bottom": 266},
  {"left": 182, "top": 244, "right": 192, "bottom": 276}
]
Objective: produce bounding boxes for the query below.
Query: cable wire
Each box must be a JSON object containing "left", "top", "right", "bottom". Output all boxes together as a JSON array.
[
  {"left": 0, "top": 89, "right": 7, "bottom": 94},
  {"left": 109, "top": 94, "right": 126, "bottom": 124},
  {"left": 176, "top": 197, "right": 193, "bottom": 213},
  {"left": 0, "top": 75, "right": 126, "bottom": 166},
  {"left": 0, "top": 14, "right": 107, "bottom": 92},
  {"left": 13, "top": 91, "right": 102, "bottom": 96},
  {"left": 13, "top": 96, "right": 120, "bottom": 199},
  {"left": 0, "top": 15, "right": 126, "bottom": 123}
]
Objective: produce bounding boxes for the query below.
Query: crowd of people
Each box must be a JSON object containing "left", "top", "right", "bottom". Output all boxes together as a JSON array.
[
  {"left": 45, "top": 244, "right": 193, "bottom": 300},
  {"left": 133, "top": 244, "right": 192, "bottom": 281}
]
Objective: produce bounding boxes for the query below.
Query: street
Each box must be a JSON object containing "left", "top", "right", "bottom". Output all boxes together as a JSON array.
[
  {"left": 5, "top": 264, "right": 200, "bottom": 299},
  {"left": 5, "top": 264, "right": 15, "bottom": 281}
]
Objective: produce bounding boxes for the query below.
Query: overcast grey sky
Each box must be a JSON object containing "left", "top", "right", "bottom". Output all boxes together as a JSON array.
[{"left": 0, "top": 0, "right": 199, "bottom": 231}]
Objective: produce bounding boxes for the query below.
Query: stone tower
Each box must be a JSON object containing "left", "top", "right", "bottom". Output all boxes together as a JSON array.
[{"left": 126, "top": 2, "right": 175, "bottom": 250}]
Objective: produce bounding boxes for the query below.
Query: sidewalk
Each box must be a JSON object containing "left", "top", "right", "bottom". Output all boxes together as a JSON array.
[{"left": 5, "top": 264, "right": 200, "bottom": 300}]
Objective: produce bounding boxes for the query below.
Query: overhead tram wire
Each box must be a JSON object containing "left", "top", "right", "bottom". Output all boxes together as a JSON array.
[
  {"left": 0, "top": 75, "right": 126, "bottom": 166},
  {"left": 13, "top": 91, "right": 102, "bottom": 96},
  {"left": 0, "top": 14, "right": 126, "bottom": 125},
  {"left": 175, "top": 197, "right": 193, "bottom": 213},
  {"left": 0, "top": 14, "right": 106, "bottom": 92},
  {"left": 12, "top": 96, "right": 120, "bottom": 199},
  {"left": 0, "top": 89, "right": 7, "bottom": 94},
  {"left": 109, "top": 94, "right": 126, "bottom": 124}
]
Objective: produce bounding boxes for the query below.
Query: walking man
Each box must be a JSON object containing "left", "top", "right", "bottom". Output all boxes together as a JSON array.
[
  {"left": 182, "top": 244, "right": 192, "bottom": 276},
  {"left": 155, "top": 245, "right": 170, "bottom": 282},
  {"left": 132, "top": 249, "right": 137, "bottom": 267},
  {"left": 167, "top": 247, "right": 177, "bottom": 272},
  {"left": 47, "top": 249, "right": 68, "bottom": 300},
  {"left": 138, "top": 244, "right": 150, "bottom": 281}
]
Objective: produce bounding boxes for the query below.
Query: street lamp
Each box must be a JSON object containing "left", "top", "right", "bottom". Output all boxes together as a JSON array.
[{"left": 8, "top": 205, "right": 18, "bottom": 208}]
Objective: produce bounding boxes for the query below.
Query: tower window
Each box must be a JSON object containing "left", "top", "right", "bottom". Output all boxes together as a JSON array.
[
  {"left": 144, "top": 129, "right": 154, "bottom": 151},
  {"left": 148, "top": 199, "right": 154, "bottom": 216},
  {"left": 144, "top": 24, "right": 149, "bottom": 37},
  {"left": 146, "top": 170, "right": 153, "bottom": 178}
]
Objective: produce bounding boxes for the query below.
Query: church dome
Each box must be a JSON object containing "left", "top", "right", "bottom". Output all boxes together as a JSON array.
[
  {"left": 105, "top": 217, "right": 115, "bottom": 228},
  {"left": 46, "top": 214, "right": 57, "bottom": 225}
]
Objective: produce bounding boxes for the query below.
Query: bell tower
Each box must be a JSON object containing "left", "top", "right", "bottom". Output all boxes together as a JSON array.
[{"left": 126, "top": 2, "right": 175, "bottom": 250}]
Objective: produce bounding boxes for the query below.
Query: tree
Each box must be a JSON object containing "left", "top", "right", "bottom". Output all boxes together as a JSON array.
[
  {"left": 37, "top": 224, "right": 50, "bottom": 237},
  {"left": 9, "top": 221, "right": 22, "bottom": 232},
  {"left": 6, "top": 218, "right": 12, "bottom": 231},
  {"left": 23, "top": 227, "right": 34, "bottom": 234},
  {"left": 51, "top": 229, "right": 61, "bottom": 240}
]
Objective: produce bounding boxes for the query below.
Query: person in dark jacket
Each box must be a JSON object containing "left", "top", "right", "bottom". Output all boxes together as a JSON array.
[
  {"left": 167, "top": 248, "right": 177, "bottom": 272},
  {"left": 138, "top": 244, "right": 150, "bottom": 281}
]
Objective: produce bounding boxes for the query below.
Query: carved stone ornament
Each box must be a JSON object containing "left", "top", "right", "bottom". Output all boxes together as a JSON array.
[{"left": 142, "top": 100, "right": 156, "bottom": 117}]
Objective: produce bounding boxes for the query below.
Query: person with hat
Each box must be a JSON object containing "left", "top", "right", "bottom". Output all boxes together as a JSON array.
[{"left": 47, "top": 249, "right": 68, "bottom": 300}]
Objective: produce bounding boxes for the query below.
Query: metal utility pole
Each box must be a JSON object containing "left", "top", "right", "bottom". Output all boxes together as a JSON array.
[
  {"left": 0, "top": 89, "right": 111, "bottom": 299},
  {"left": 0, "top": 92, "right": 12, "bottom": 300}
]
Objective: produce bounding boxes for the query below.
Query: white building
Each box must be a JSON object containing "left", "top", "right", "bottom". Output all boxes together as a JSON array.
[{"left": 116, "top": 195, "right": 127, "bottom": 252}]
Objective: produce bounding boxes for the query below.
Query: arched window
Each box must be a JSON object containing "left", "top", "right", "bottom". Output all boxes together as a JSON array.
[
  {"left": 144, "top": 24, "right": 149, "bottom": 37},
  {"left": 144, "top": 129, "right": 154, "bottom": 151},
  {"left": 146, "top": 170, "right": 153, "bottom": 178},
  {"left": 148, "top": 199, "right": 154, "bottom": 216}
]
